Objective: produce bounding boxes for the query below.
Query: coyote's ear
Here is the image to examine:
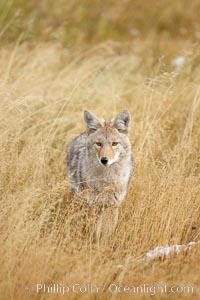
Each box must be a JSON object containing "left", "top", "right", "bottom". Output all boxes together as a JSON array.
[
  {"left": 84, "top": 110, "right": 101, "bottom": 132},
  {"left": 113, "top": 110, "right": 131, "bottom": 134}
]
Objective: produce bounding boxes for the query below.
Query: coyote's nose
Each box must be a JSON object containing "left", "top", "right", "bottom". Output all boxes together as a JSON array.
[{"left": 101, "top": 157, "right": 108, "bottom": 165}]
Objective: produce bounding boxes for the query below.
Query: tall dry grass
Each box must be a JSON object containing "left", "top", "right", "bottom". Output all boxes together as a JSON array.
[{"left": 0, "top": 41, "right": 200, "bottom": 300}]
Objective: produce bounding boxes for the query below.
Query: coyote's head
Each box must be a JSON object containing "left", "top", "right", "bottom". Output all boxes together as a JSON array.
[{"left": 84, "top": 110, "right": 131, "bottom": 166}]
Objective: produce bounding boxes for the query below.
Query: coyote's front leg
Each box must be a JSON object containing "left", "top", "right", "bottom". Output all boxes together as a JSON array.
[
  {"left": 95, "top": 205, "right": 119, "bottom": 243},
  {"left": 89, "top": 187, "right": 126, "bottom": 243}
]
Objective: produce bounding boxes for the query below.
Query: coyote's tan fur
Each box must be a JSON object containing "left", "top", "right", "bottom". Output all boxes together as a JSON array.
[{"left": 67, "top": 110, "right": 133, "bottom": 239}]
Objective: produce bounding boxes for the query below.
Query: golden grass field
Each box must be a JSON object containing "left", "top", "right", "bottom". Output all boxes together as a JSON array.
[{"left": 0, "top": 1, "right": 200, "bottom": 300}]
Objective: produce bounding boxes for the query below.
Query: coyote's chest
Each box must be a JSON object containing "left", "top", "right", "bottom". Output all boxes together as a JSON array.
[{"left": 85, "top": 157, "right": 131, "bottom": 190}]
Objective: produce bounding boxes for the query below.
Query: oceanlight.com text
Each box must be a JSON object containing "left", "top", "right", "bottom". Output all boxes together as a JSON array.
[{"left": 25, "top": 283, "right": 194, "bottom": 296}]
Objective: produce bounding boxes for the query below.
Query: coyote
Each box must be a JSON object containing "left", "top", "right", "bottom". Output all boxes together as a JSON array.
[
  {"left": 67, "top": 110, "right": 133, "bottom": 238},
  {"left": 67, "top": 110, "right": 133, "bottom": 206}
]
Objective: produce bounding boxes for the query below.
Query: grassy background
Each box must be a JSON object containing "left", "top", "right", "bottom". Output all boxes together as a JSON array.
[
  {"left": 0, "top": 1, "right": 200, "bottom": 300},
  {"left": 0, "top": 0, "right": 200, "bottom": 44}
]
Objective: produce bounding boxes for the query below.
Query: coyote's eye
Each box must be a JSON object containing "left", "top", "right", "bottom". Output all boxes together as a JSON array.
[
  {"left": 95, "top": 142, "right": 102, "bottom": 147},
  {"left": 112, "top": 142, "right": 119, "bottom": 146}
]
